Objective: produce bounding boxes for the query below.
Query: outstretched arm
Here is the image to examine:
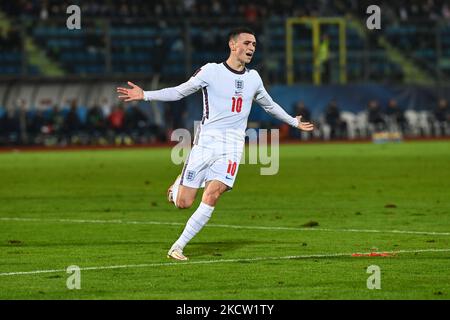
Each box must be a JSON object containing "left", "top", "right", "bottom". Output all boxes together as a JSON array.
[
  {"left": 255, "top": 92, "right": 314, "bottom": 131},
  {"left": 117, "top": 77, "right": 203, "bottom": 102}
]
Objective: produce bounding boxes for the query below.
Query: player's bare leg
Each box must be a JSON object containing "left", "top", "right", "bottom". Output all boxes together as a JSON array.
[
  {"left": 201, "top": 180, "right": 229, "bottom": 207},
  {"left": 175, "top": 185, "right": 198, "bottom": 209},
  {"left": 167, "top": 180, "right": 228, "bottom": 261},
  {"left": 167, "top": 176, "right": 198, "bottom": 209}
]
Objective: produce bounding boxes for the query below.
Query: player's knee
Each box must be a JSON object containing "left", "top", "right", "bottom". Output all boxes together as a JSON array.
[
  {"left": 176, "top": 197, "right": 194, "bottom": 209},
  {"left": 202, "top": 190, "right": 221, "bottom": 206}
]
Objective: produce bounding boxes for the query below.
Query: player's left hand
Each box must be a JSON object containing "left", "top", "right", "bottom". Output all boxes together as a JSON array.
[
  {"left": 296, "top": 116, "right": 314, "bottom": 131},
  {"left": 117, "top": 82, "right": 144, "bottom": 101}
]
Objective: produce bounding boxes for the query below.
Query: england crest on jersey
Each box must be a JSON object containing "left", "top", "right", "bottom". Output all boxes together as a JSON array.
[
  {"left": 186, "top": 170, "right": 196, "bottom": 181},
  {"left": 235, "top": 80, "right": 244, "bottom": 90}
]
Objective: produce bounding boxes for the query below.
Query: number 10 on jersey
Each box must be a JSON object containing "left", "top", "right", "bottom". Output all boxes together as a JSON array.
[
  {"left": 227, "top": 160, "right": 237, "bottom": 176},
  {"left": 231, "top": 97, "right": 243, "bottom": 113}
]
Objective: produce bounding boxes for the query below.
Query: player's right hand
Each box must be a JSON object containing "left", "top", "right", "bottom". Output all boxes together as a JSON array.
[
  {"left": 117, "top": 81, "right": 144, "bottom": 101},
  {"left": 296, "top": 115, "right": 314, "bottom": 131}
]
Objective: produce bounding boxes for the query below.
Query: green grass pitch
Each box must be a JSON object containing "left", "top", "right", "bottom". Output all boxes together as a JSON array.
[{"left": 0, "top": 141, "right": 449, "bottom": 299}]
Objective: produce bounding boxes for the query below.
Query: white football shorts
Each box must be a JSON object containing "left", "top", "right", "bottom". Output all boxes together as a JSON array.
[{"left": 179, "top": 143, "right": 243, "bottom": 190}]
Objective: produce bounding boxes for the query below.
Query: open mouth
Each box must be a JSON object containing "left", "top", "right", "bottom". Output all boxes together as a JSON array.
[{"left": 246, "top": 53, "right": 253, "bottom": 57}]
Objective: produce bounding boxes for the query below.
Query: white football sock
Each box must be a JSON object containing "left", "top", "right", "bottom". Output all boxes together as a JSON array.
[{"left": 174, "top": 202, "right": 215, "bottom": 250}]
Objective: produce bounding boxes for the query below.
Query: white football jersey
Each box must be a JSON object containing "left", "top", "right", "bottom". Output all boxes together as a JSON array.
[{"left": 191, "top": 62, "right": 265, "bottom": 147}]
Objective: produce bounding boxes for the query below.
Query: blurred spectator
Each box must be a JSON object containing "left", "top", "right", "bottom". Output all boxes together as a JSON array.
[
  {"left": 17, "top": 100, "right": 29, "bottom": 145},
  {"left": 2, "top": 99, "right": 29, "bottom": 145},
  {"left": 100, "top": 97, "right": 112, "bottom": 118},
  {"left": 295, "top": 101, "right": 311, "bottom": 122},
  {"left": 48, "top": 105, "right": 65, "bottom": 143},
  {"left": 4, "top": 106, "right": 20, "bottom": 144},
  {"left": 28, "top": 109, "right": 46, "bottom": 144},
  {"left": 433, "top": 98, "right": 449, "bottom": 136},
  {"left": 65, "top": 100, "right": 82, "bottom": 144},
  {"left": 144, "top": 102, "right": 166, "bottom": 142},
  {"left": 324, "top": 100, "right": 347, "bottom": 139},
  {"left": 291, "top": 101, "right": 312, "bottom": 139},
  {"left": 86, "top": 104, "right": 107, "bottom": 144},
  {"left": 367, "top": 100, "right": 386, "bottom": 132},
  {"left": 108, "top": 104, "right": 125, "bottom": 144},
  {"left": 124, "top": 104, "right": 149, "bottom": 144},
  {"left": 385, "top": 99, "right": 407, "bottom": 133}
]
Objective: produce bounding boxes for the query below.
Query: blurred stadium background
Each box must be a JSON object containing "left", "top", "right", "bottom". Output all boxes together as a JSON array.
[{"left": 0, "top": 0, "right": 449, "bottom": 147}]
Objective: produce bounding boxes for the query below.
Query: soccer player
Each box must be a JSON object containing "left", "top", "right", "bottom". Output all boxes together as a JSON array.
[{"left": 117, "top": 27, "right": 314, "bottom": 261}]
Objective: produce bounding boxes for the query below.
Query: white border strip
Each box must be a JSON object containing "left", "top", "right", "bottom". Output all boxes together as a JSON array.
[
  {"left": 1, "top": 217, "right": 450, "bottom": 236},
  {"left": 1, "top": 248, "right": 449, "bottom": 277}
]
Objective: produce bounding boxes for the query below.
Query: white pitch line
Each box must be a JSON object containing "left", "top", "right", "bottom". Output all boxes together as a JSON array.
[
  {"left": 1, "top": 248, "right": 449, "bottom": 277},
  {"left": 1, "top": 217, "right": 450, "bottom": 236}
]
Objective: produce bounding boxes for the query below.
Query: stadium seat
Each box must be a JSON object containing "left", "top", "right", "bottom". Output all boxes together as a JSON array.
[
  {"left": 418, "top": 111, "right": 432, "bottom": 136},
  {"left": 318, "top": 114, "right": 331, "bottom": 140},
  {"left": 355, "top": 111, "right": 369, "bottom": 138},
  {"left": 405, "top": 110, "right": 420, "bottom": 137},
  {"left": 341, "top": 111, "right": 358, "bottom": 139}
]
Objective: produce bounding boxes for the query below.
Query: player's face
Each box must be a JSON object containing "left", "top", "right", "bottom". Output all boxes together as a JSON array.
[{"left": 231, "top": 33, "right": 257, "bottom": 64}]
